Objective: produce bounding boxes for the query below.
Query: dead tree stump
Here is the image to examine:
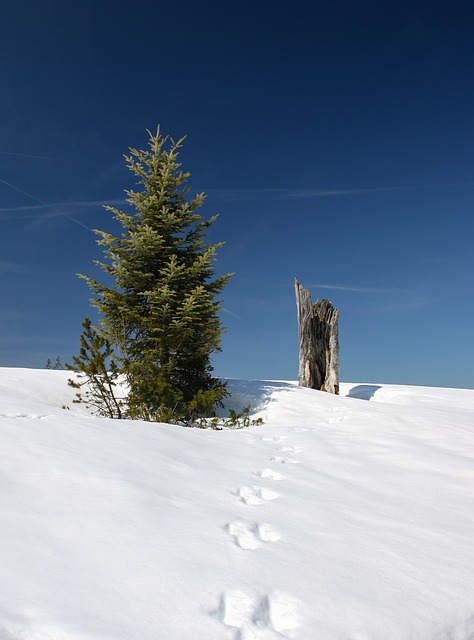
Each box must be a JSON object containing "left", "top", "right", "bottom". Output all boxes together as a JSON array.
[{"left": 294, "top": 279, "right": 340, "bottom": 394}]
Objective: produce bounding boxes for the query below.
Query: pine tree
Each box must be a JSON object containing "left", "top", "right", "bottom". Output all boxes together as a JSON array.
[
  {"left": 77, "top": 127, "right": 231, "bottom": 422},
  {"left": 68, "top": 317, "right": 124, "bottom": 418}
]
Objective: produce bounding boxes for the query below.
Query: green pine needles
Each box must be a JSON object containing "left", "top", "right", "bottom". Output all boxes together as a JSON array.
[
  {"left": 70, "top": 127, "right": 232, "bottom": 423},
  {"left": 68, "top": 317, "right": 125, "bottom": 419}
]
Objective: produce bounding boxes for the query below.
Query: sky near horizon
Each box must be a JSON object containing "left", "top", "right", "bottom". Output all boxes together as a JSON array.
[{"left": 0, "top": 0, "right": 473, "bottom": 388}]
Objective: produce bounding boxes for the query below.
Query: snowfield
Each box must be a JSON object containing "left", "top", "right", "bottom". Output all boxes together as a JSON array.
[{"left": 0, "top": 368, "right": 473, "bottom": 640}]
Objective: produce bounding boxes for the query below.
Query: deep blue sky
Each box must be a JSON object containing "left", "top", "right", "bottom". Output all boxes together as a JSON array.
[{"left": 0, "top": 0, "right": 473, "bottom": 388}]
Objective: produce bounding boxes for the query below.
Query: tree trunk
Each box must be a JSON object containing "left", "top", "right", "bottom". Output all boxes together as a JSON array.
[{"left": 294, "top": 279, "right": 340, "bottom": 394}]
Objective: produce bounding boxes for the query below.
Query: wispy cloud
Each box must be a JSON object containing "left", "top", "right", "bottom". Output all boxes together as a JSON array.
[
  {"left": 207, "top": 187, "right": 390, "bottom": 201},
  {"left": 0, "top": 149, "right": 108, "bottom": 167},
  {"left": 291, "top": 281, "right": 439, "bottom": 312},
  {"left": 306, "top": 283, "right": 397, "bottom": 295},
  {"left": 0, "top": 262, "right": 37, "bottom": 275},
  {"left": 0, "top": 198, "right": 126, "bottom": 214},
  {"left": 0, "top": 176, "right": 96, "bottom": 232},
  {"left": 221, "top": 307, "right": 243, "bottom": 320},
  {"left": 0, "top": 180, "right": 125, "bottom": 235},
  {"left": 207, "top": 182, "right": 474, "bottom": 202},
  {"left": 306, "top": 282, "right": 443, "bottom": 313},
  {"left": 0, "top": 201, "right": 127, "bottom": 227}
]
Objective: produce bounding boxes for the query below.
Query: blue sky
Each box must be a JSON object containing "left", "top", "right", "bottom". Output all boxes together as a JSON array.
[{"left": 0, "top": 0, "right": 473, "bottom": 388}]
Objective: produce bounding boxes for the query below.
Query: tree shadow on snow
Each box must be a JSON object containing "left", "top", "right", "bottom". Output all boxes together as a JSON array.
[
  {"left": 347, "top": 384, "right": 382, "bottom": 400},
  {"left": 217, "top": 379, "right": 295, "bottom": 417}
]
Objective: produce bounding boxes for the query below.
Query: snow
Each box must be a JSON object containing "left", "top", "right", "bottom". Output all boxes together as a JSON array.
[{"left": 0, "top": 369, "right": 473, "bottom": 639}]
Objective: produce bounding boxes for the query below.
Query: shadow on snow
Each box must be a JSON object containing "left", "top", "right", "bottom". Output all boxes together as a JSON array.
[
  {"left": 347, "top": 384, "right": 382, "bottom": 401},
  {"left": 218, "top": 379, "right": 295, "bottom": 417}
]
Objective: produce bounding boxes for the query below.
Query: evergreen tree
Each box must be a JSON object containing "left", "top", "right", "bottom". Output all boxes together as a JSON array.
[
  {"left": 68, "top": 317, "right": 124, "bottom": 419},
  {"left": 77, "top": 127, "right": 231, "bottom": 422}
]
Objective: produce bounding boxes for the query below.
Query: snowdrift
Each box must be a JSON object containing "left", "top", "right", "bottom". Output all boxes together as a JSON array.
[{"left": 0, "top": 368, "right": 473, "bottom": 639}]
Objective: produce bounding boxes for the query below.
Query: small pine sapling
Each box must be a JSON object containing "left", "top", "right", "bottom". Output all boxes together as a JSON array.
[
  {"left": 68, "top": 317, "right": 124, "bottom": 419},
  {"left": 222, "top": 405, "right": 264, "bottom": 429}
]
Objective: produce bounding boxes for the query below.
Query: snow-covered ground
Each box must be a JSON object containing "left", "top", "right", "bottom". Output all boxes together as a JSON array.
[{"left": 0, "top": 368, "right": 473, "bottom": 640}]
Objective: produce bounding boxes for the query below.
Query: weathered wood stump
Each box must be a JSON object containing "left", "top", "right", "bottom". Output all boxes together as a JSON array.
[{"left": 294, "top": 279, "right": 340, "bottom": 394}]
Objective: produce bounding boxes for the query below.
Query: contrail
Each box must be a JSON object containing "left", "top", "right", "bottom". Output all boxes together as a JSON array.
[
  {"left": 307, "top": 283, "right": 396, "bottom": 294},
  {"left": 0, "top": 149, "right": 108, "bottom": 167},
  {"left": 221, "top": 307, "right": 243, "bottom": 320},
  {"left": 0, "top": 176, "right": 93, "bottom": 232},
  {"left": 207, "top": 181, "right": 474, "bottom": 201},
  {"left": 0, "top": 198, "right": 126, "bottom": 213}
]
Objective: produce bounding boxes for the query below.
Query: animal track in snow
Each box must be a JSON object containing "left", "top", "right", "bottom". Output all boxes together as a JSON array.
[
  {"left": 216, "top": 590, "right": 254, "bottom": 627},
  {"left": 226, "top": 522, "right": 259, "bottom": 550},
  {"left": 278, "top": 445, "right": 303, "bottom": 454},
  {"left": 238, "top": 486, "right": 279, "bottom": 506},
  {"left": 255, "top": 523, "right": 282, "bottom": 543},
  {"left": 214, "top": 590, "right": 301, "bottom": 639},
  {"left": 226, "top": 521, "right": 281, "bottom": 549},
  {"left": 256, "top": 469, "right": 283, "bottom": 481},
  {"left": 253, "top": 592, "right": 300, "bottom": 634},
  {"left": 270, "top": 456, "right": 300, "bottom": 465}
]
